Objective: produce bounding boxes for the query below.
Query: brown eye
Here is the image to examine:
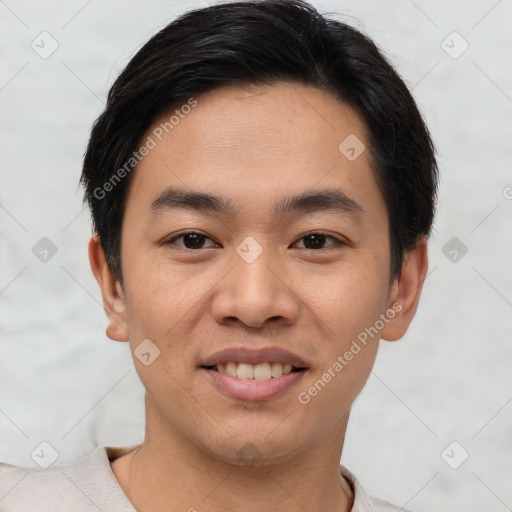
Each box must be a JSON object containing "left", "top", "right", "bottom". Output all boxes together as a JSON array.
[
  {"left": 293, "top": 233, "right": 345, "bottom": 250},
  {"left": 163, "top": 231, "right": 218, "bottom": 250}
]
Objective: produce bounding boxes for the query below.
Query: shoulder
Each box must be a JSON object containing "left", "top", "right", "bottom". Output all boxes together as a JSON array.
[
  {"left": 0, "top": 445, "right": 137, "bottom": 512},
  {"left": 340, "top": 465, "right": 414, "bottom": 512}
]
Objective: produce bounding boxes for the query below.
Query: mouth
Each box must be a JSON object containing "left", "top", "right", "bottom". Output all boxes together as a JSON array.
[
  {"left": 200, "top": 362, "right": 308, "bottom": 380},
  {"left": 198, "top": 346, "right": 310, "bottom": 401}
]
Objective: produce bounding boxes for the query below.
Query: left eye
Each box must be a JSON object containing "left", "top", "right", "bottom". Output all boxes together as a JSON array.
[
  {"left": 292, "top": 233, "right": 344, "bottom": 250},
  {"left": 161, "top": 231, "right": 344, "bottom": 250}
]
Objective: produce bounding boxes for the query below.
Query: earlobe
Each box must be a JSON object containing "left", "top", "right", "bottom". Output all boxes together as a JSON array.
[
  {"left": 381, "top": 235, "right": 429, "bottom": 342},
  {"left": 88, "top": 234, "right": 129, "bottom": 342}
]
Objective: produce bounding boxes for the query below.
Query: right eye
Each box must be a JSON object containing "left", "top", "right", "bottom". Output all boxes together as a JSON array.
[{"left": 159, "top": 230, "right": 219, "bottom": 250}]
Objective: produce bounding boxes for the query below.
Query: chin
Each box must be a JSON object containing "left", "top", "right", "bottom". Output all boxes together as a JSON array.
[{"left": 200, "top": 432, "right": 307, "bottom": 469}]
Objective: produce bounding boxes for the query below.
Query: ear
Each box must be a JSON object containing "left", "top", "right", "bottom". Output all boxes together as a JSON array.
[
  {"left": 381, "top": 235, "right": 429, "bottom": 341},
  {"left": 88, "top": 233, "right": 129, "bottom": 342}
]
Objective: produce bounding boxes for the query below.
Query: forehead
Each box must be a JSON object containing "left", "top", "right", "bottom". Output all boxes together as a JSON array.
[
  {"left": 163, "top": 83, "right": 368, "bottom": 159},
  {"left": 123, "top": 82, "right": 384, "bottom": 224}
]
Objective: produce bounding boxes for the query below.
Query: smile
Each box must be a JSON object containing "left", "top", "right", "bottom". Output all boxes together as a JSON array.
[{"left": 203, "top": 361, "right": 305, "bottom": 380}]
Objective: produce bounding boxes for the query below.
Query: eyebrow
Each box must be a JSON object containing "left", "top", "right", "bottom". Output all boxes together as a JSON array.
[{"left": 147, "top": 186, "right": 364, "bottom": 220}]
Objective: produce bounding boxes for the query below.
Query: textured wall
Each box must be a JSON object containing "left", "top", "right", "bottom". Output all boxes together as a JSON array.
[{"left": 0, "top": 1, "right": 510, "bottom": 511}]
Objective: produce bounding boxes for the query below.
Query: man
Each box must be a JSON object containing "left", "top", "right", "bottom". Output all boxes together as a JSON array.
[{"left": 0, "top": 1, "right": 437, "bottom": 510}]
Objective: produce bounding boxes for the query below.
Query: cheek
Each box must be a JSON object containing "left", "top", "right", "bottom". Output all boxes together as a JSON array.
[
  {"left": 123, "top": 273, "right": 194, "bottom": 404},
  {"left": 298, "top": 258, "right": 389, "bottom": 343},
  {"left": 122, "top": 255, "right": 197, "bottom": 334},
  {"left": 294, "top": 265, "right": 384, "bottom": 421},
  {"left": 122, "top": 257, "right": 218, "bottom": 383}
]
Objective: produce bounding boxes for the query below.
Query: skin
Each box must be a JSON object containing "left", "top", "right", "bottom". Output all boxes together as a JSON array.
[{"left": 89, "top": 82, "right": 428, "bottom": 512}]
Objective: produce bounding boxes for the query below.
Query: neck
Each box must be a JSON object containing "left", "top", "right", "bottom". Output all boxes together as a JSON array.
[{"left": 121, "top": 399, "right": 354, "bottom": 512}]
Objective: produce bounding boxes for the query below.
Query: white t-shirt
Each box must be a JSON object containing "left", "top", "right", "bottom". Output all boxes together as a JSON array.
[{"left": 0, "top": 444, "right": 411, "bottom": 511}]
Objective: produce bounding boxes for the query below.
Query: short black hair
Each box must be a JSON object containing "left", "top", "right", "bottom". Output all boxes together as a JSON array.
[{"left": 80, "top": 0, "right": 438, "bottom": 285}]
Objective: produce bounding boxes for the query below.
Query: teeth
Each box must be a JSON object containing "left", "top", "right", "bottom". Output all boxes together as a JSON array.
[
  {"left": 270, "top": 362, "right": 283, "bottom": 378},
  {"left": 237, "top": 363, "right": 254, "bottom": 379},
  {"left": 214, "top": 362, "right": 297, "bottom": 380},
  {"left": 254, "top": 363, "right": 271, "bottom": 380},
  {"left": 225, "top": 362, "right": 237, "bottom": 377}
]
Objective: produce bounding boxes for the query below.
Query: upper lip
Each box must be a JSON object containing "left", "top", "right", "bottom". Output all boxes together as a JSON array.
[{"left": 200, "top": 346, "right": 309, "bottom": 368}]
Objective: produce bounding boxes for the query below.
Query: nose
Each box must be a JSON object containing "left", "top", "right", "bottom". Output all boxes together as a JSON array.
[{"left": 210, "top": 240, "right": 300, "bottom": 330}]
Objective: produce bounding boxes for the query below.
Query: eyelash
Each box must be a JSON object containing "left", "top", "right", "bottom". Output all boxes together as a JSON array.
[{"left": 159, "top": 230, "right": 347, "bottom": 251}]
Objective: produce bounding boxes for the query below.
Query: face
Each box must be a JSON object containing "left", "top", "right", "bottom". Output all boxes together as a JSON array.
[{"left": 92, "top": 82, "right": 422, "bottom": 467}]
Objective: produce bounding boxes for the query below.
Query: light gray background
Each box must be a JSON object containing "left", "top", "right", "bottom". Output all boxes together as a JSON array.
[{"left": 1, "top": 1, "right": 511, "bottom": 511}]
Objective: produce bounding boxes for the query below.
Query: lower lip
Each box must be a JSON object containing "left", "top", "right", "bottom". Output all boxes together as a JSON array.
[{"left": 200, "top": 368, "right": 307, "bottom": 402}]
